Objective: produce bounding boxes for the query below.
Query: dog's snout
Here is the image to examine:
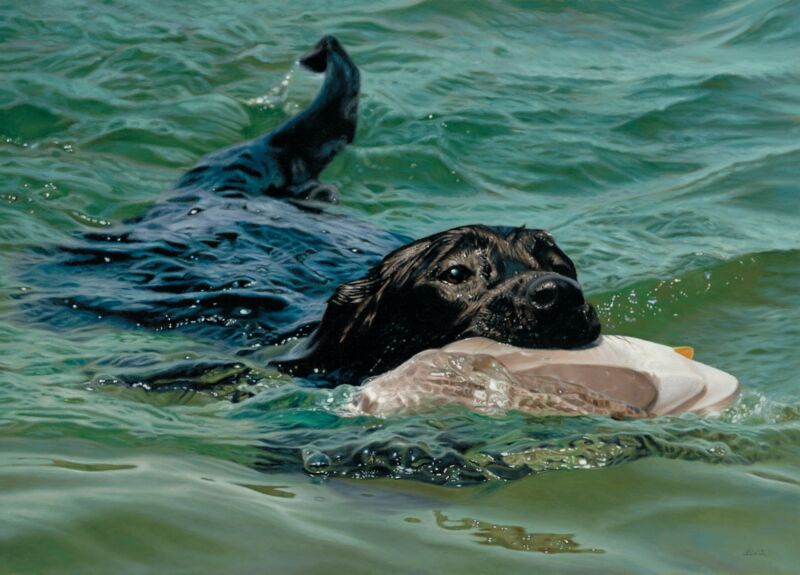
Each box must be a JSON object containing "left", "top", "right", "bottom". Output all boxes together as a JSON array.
[{"left": 526, "top": 274, "right": 584, "bottom": 311}]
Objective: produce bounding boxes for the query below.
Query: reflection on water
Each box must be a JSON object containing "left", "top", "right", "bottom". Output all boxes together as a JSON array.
[
  {"left": 434, "top": 510, "right": 604, "bottom": 554},
  {"left": 236, "top": 483, "right": 297, "bottom": 498},
  {"left": 49, "top": 459, "right": 137, "bottom": 472}
]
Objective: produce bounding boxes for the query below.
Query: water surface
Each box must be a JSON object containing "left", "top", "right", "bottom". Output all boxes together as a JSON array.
[{"left": 2, "top": 0, "right": 799, "bottom": 573}]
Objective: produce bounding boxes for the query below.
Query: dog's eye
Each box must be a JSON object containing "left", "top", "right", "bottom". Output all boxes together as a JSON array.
[{"left": 439, "top": 265, "right": 474, "bottom": 285}]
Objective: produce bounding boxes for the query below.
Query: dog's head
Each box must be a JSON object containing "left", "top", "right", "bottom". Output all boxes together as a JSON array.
[{"left": 276, "top": 225, "right": 601, "bottom": 382}]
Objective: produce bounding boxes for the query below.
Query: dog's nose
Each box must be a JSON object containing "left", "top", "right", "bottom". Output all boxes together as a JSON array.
[{"left": 526, "top": 274, "right": 584, "bottom": 311}]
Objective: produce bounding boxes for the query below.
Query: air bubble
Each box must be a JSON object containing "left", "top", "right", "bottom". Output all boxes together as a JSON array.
[{"left": 303, "top": 450, "right": 331, "bottom": 474}]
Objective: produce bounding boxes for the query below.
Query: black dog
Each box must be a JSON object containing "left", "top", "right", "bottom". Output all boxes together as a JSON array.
[{"left": 21, "top": 36, "right": 600, "bottom": 386}]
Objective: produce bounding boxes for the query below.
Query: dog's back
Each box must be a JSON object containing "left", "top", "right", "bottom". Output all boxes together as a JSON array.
[{"left": 17, "top": 36, "right": 403, "bottom": 349}]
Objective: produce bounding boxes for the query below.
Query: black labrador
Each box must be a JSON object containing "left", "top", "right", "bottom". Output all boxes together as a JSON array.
[{"left": 20, "top": 36, "right": 600, "bottom": 386}]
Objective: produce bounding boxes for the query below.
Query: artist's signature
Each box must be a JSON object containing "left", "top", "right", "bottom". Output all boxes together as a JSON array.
[{"left": 743, "top": 548, "right": 768, "bottom": 557}]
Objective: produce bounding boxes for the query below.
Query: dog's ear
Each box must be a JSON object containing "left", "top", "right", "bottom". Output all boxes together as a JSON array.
[
  {"left": 324, "top": 238, "right": 435, "bottom": 343},
  {"left": 333, "top": 238, "right": 435, "bottom": 304},
  {"left": 331, "top": 271, "right": 383, "bottom": 306},
  {"left": 326, "top": 268, "right": 391, "bottom": 344},
  {"left": 272, "top": 271, "right": 386, "bottom": 378}
]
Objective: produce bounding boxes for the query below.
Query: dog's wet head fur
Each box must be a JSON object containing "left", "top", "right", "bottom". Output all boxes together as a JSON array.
[{"left": 277, "top": 225, "right": 601, "bottom": 381}]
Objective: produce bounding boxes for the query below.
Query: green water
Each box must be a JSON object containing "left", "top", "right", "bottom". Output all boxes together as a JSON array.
[{"left": 2, "top": 1, "right": 800, "bottom": 573}]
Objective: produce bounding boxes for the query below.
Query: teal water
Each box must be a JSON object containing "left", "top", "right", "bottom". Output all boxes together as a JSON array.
[{"left": 2, "top": 1, "right": 800, "bottom": 573}]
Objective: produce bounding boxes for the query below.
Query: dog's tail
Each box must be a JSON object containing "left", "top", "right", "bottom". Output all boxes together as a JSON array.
[
  {"left": 271, "top": 35, "right": 360, "bottom": 180},
  {"left": 298, "top": 35, "right": 344, "bottom": 73}
]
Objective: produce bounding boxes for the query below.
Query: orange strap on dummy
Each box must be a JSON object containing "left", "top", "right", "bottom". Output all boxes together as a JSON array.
[{"left": 673, "top": 346, "right": 695, "bottom": 360}]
